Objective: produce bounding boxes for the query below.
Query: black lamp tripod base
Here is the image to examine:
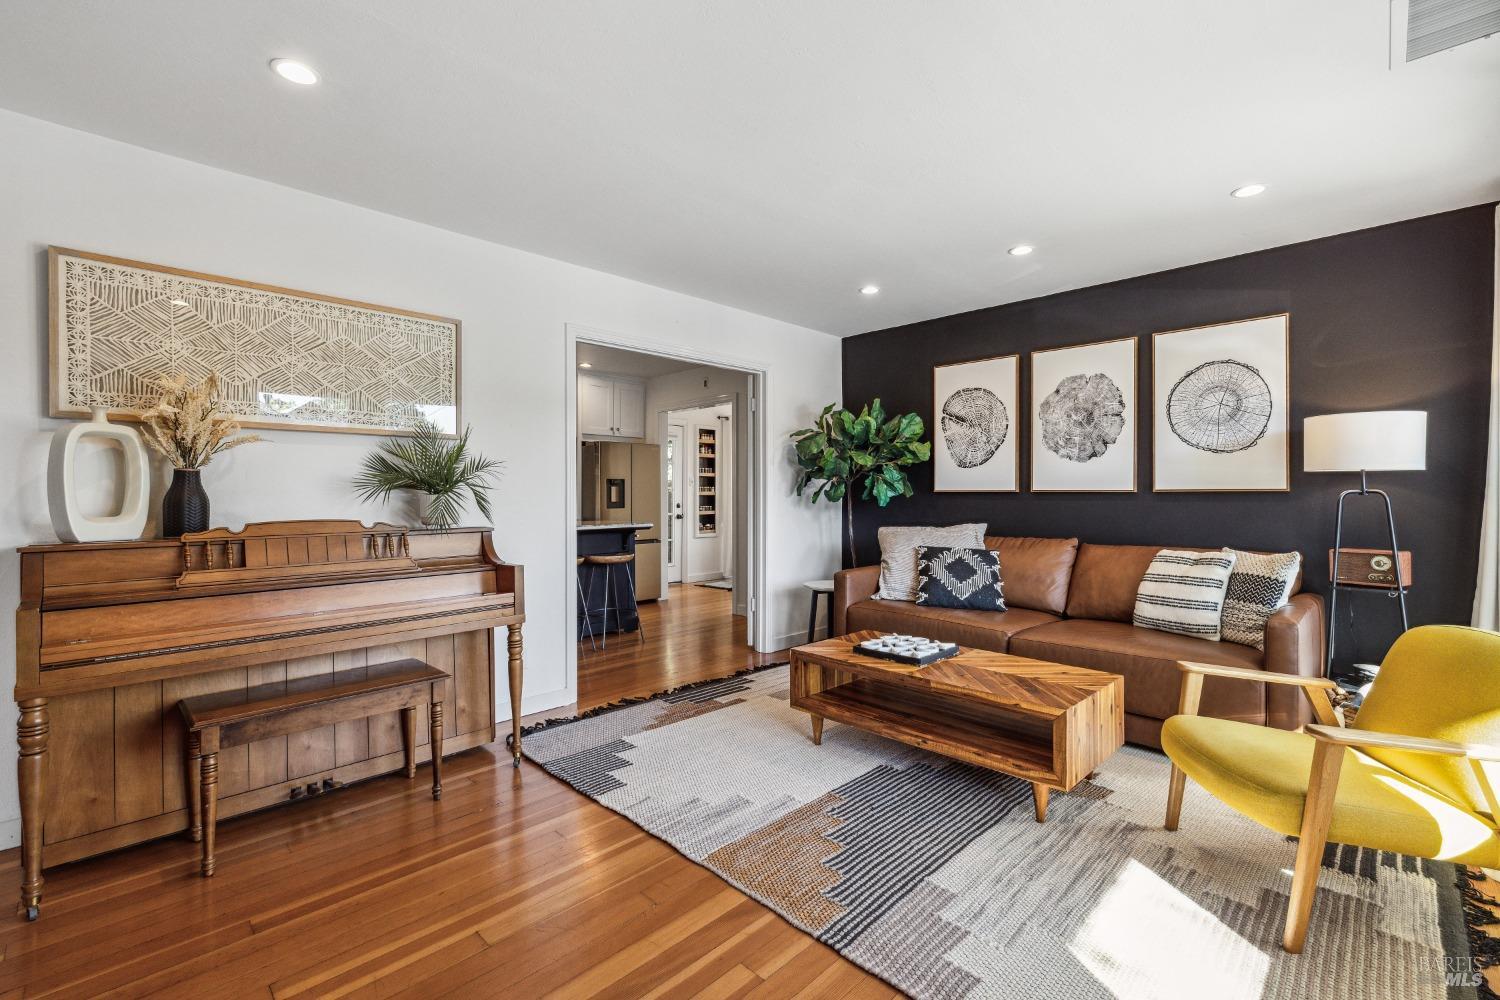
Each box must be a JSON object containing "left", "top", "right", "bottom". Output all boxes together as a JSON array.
[{"left": 1327, "top": 469, "right": 1409, "bottom": 677}]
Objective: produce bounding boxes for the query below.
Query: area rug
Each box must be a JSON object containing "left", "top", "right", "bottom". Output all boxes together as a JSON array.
[
  {"left": 695, "top": 579, "right": 733, "bottom": 591},
  {"left": 521, "top": 664, "right": 1494, "bottom": 1000}
]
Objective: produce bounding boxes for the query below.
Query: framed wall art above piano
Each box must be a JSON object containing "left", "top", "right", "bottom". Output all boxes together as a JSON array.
[{"left": 12, "top": 519, "right": 524, "bottom": 919}]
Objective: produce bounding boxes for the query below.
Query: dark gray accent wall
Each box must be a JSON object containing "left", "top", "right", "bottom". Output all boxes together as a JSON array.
[{"left": 840, "top": 204, "right": 1497, "bottom": 670}]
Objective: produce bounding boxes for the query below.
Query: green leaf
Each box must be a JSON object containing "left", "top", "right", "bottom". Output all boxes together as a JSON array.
[
  {"left": 869, "top": 398, "right": 886, "bottom": 428},
  {"left": 794, "top": 433, "right": 827, "bottom": 462},
  {"left": 872, "top": 479, "right": 894, "bottom": 506},
  {"left": 897, "top": 412, "right": 924, "bottom": 441},
  {"left": 826, "top": 481, "right": 846, "bottom": 502},
  {"left": 849, "top": 450, "right": 875, "bottom": 468}
]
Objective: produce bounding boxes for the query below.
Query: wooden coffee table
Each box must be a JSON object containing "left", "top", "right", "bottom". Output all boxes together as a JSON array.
[{"left": 789, "top": 631, "right": 1124, "bottom": 821}]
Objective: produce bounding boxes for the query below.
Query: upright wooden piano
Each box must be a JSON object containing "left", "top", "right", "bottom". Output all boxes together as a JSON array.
[{"left": 13, "top": 520, "right": 524, "bottom": 919}]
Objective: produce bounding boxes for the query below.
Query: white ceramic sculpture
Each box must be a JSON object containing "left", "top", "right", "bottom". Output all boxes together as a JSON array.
[{"left": 48, "top": 408, "right": 151, "bottom": 542}]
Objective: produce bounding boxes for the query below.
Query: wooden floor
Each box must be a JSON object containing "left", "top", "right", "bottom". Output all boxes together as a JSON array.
[
  {"left": 576, "top": 583, "right": 784, "bottom": 710},
  {"left": 0, "top": 585, "right": 902, "bottom": 998}
]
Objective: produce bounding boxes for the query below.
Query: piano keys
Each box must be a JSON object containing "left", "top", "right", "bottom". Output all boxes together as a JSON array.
[{"left": 12, "top": 520, "right": 524, "bottom": 919}]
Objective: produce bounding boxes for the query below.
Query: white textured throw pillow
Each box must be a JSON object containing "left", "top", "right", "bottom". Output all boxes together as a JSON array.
[
  {"left": 1219, "top": 548, "right": 1301, "bottom": 650},
  {"left": 877, "top": 523, "right": 986, "bottom": 602},
  {"left": 1132, "top": 548, "right": 1238, "bottom": 642}
]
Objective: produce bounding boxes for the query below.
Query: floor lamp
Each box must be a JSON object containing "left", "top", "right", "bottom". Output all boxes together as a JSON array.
[{"left": 1303, "top": 410, "right": 1427, "bottom": 676}]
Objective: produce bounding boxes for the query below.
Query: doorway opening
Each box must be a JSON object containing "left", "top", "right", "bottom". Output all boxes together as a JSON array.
[{"left": 568, "top": 332, "right": 774, "bottom": 712}]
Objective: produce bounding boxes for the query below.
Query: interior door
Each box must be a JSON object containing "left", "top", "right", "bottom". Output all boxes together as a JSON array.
[{"left": 666, "top": 423, "right": 685, "bottom": 583}]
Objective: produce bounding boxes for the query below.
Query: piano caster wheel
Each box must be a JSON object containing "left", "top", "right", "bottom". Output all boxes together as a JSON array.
[{"left": 24, "top": 905, "right": 39, "bottom": 922}]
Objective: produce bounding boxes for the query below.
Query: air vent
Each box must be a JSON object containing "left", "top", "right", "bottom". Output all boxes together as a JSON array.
[{"left": 1407, "top": 0, "right": 1500, "bottom": 61}]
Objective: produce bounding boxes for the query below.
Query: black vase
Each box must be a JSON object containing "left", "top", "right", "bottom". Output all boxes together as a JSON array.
[{"left": 162, "top": 468, "right": 209, "bottom": 537}]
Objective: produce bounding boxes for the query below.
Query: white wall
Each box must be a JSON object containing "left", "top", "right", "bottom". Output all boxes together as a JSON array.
[{"left": 0, "top": 109, "right": 842, "bottom": 847}]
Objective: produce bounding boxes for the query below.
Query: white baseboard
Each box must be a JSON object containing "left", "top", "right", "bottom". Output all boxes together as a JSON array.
[
  {"left": 770, "top": 628, "right": 821, "bottom": 652},
  {"left": 684, "top": 570, "right": 727, "bottom": 584},
  {"left": 501, "top": 687, "right": 575, "bottom": 722}
]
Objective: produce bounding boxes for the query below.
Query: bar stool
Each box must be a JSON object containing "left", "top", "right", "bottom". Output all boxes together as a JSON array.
[
  {"left": 585, "top": 551, "right": 645, "bottom": 648},
  {"left": 577, "top": 556, "right": 596, "bottom": 650}
]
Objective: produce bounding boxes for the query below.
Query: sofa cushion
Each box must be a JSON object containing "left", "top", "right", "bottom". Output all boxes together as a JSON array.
[
  {"left": 1064, "top": 543, "right": 1164, "bottom": 621},
  {"left": 846, "top": 599, "right": 1059, "bottom": 652},
  {"left": 1220, "top": 548, "right": 1302, "bottom": 650},
  {"left": 1009, "top": 618, "right": 1265, "bottom": 724},
  {"left": 1132, "top": 549, "right": 1237, "bottom": 642},
  {"left": 877, "top": 523, "right": 986, "bottom": 602},
  {"left": 982, "top": 536, "right": 1078, "bottom": 615},
  {"left": 916, "top": 546, "right": 1006, "bottom": 611}
]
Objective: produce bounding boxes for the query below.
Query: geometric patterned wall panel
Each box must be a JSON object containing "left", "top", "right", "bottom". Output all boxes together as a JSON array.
[{"left": 49, "top": 248, "right": 460, "bottom": 435}]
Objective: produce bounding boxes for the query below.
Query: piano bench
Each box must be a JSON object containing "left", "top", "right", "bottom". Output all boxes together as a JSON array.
[{"left": 177, "top": 659, "right": 450, "bottom": 878}]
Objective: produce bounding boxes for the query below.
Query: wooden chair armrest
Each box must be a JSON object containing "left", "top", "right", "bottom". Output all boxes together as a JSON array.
[
  {"left": 1174, "top": 661, "right": 1342, "bottom": 727},
  {"left": 1305, "top": 724, "right": 1500, "bottom": 761},
  {"left": 1177, "top": 661, "right": 1340, "bottom": 689}
]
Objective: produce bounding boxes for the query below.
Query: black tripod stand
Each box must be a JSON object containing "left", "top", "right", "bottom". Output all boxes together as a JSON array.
[{"left": 1326, "top": 469, "right": 1409, "bottom": 677}]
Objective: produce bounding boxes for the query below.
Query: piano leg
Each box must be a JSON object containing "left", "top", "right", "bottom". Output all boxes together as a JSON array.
[
  {"left": 430, "top": 700, "right": 444, "bottom": 800},
  {"left": 508, "top": 623, "right": 524, "bottom": 768},
  {"left": 200, "top": 752, "right": 218, "bottom": 878},
  {"left": 400, "top": 707, "right": 418, "bottom": 779},
  {"left": 186, "top": 731, "right": 203, "bottom": 843},
  {"left": 16, "top": 698, "right": 47, "bottom": 921}
]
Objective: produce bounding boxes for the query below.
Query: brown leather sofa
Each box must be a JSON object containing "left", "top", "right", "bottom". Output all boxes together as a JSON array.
[{"left": 831, "top": 536, "right": 1325, "bottom": 748}]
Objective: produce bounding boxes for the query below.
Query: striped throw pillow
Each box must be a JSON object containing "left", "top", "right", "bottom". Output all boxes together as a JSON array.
[
  {"left": 877, "top": 523, "right": 986, "bottom": 602},
  {"left": 1132, "top": 549, "right": 1238, "bottom": 642}
]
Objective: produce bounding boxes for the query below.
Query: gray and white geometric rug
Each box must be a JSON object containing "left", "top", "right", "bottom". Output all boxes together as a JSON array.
[{"left": 522, "top": 665, "right": 1491, "bottom": 1000}]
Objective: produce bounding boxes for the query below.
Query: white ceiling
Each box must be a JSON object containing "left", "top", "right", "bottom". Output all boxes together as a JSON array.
[
  {"left": 0, "top": 2, "right": 1496, "bottom": 337},
  {"left": 576, "top": 343, "right": 704, "bottom": 379}
]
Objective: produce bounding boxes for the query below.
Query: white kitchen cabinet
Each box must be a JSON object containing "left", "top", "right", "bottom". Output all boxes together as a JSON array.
[
  {"left": 577, "top": 373, "right": 646, "bottom": 438},
  {"left": 578, "top": 374, "right": 617, "bottom": 436},
  {"left": 613, "top": 380, "right": 646, "bottom": 438}
]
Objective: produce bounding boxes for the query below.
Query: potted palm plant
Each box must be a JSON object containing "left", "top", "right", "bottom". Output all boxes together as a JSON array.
[
  {"left": 790, "top": 399, "right": 930, "bottom": 565},
  {"left": 353, "top": 420, "right": 503, "bottom": 530}
]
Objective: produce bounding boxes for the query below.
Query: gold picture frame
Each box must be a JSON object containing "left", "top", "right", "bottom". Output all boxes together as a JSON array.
[
  {"left": 1151, "top": 313, "right": 1290, "bottom": 492},
  {"left": 49, "top": 247, "right": 462, "bottom": 437},
  {"left": 932, "top": 352, "right": 1020, "bottom": 493},
  {"left": 1029, "top": 335, "right": 1138, "bottom": 493}
]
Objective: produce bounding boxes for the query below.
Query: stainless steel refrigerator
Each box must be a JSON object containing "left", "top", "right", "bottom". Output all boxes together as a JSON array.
[{"left": 580, "top": 442, "right": 662, "bottom": 601}]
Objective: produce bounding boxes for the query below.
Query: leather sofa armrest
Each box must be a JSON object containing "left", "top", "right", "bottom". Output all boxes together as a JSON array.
[
  {"left": 832, "top": 565, "right": 881, "bottom": 636},
  {"left": 1262, "top": 593, "right": 1326, "bottom": 731}
]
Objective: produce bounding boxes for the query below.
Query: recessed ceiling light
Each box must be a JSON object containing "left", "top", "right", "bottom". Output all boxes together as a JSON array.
[
  {"left": 860, "top": 285, "right": 880, "bottom": 296},
  {"left": 270, "top": 58, "right": 319, "bottom": 86},
  {"left": 1230, "top": 183, "right": 1267, "bottom": 199},
  {"left": 578, "top": 362, "right": 593, "bottom": 369},
  {"left": 1008, "top": 245, "right": 1035, "bottom": 257}
]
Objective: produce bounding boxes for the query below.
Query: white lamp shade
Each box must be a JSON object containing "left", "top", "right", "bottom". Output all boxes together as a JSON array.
[{"left": 1303, "top": 411, "right": 1427, "bottom": 472}]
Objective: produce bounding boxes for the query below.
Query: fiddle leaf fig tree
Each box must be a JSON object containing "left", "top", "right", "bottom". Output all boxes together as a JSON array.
[{"left": 790, "top": 399, "right": 931, "bottom": 566}]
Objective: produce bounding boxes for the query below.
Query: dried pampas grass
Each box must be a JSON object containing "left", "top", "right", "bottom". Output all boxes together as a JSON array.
[{"left": 139, "top": 374, "right": 262, "bottom": 470}]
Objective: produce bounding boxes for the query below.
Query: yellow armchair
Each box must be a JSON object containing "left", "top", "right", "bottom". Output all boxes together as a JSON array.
[{"left": 1160, "top": 624, "right": 1500, "bottom": 953}]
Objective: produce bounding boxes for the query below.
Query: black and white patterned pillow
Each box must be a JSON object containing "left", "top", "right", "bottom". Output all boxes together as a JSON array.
[
  {"left": 1220, "top": 548, "right": 1302, "bottom": 650},
  {"left": 1133, "top": 549, "right": 1237, "bottom": 641},
  {"left": 915, "top": 546, "right": 1006, "bottom": 611}
]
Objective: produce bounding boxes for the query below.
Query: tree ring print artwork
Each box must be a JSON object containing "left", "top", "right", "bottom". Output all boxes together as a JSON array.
[
  {"left": 1038, "top": 373, "right": 1125, "bottom": 463},
  {"left": 1166, "top": 360, "right": 1272, "bottom": 454},
  {"left": 1152, "top": 314, "right": 1289, "bottom": 492},
  {"left": 933, "top": 354, "right": 1018, "bottom": 491},
  {"left": 1030, "top": 337, "right": 1136, "bottom": 492},
  {"left": 941, "top": 387, "right": 1009, "bottom": 468}
]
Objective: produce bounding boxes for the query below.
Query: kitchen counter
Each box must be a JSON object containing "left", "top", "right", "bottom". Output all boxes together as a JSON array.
[{"left": 577, "top": 521, "right": 654, "bottom": 532}]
